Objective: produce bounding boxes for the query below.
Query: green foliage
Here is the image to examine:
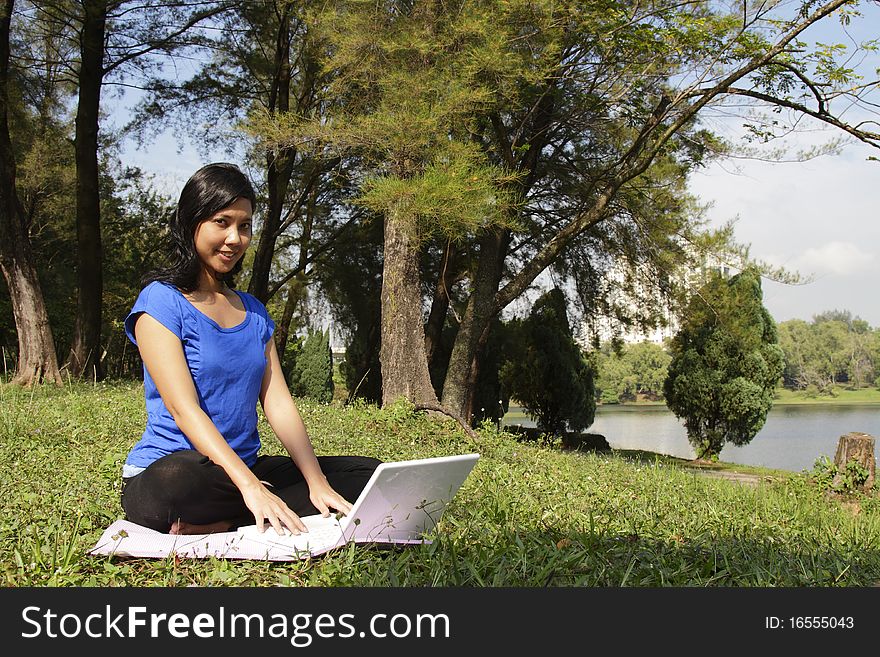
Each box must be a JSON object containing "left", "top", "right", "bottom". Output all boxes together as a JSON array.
[
  {"left": 596, "top": 351, "right": 636, "bottom": 404},
  {"left": 810, "top": 456, "right": 871, "bottom": 494},
  {"left": 664, "top": 269, "right": 784, "bottom": 461},
  {"left": 253, "top": 0, "right": 522, "bottom": 245},
  {"left": 501, "top": 289, "right": 595, "bottom": 435},
  {"left": 357, "top": 140, "right": 520, "bottom": 244},
  {"left": 595, "top": 341, "right": 671, "bottom": 403},
  {"left": 279, "top": 334, "right": 303, "bottom": 384},
  {"left": 778, "top": 312, "right": 879, "bottom": 392},
  {"left": 289, "top": 329, "right": 334, "bottom": 404}
]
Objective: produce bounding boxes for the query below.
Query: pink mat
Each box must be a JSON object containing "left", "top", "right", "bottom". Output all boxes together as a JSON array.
[
  {"left": 89, "top": 519, "right": 424, "bottom": 561},
  {"left": 90, "top": 520, "right": 325, "bottom": 561}
]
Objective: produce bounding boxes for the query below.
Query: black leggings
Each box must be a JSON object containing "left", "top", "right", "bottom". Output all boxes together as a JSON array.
[{"left": 121, "top": 450, "right": 382, "bottom": 532}]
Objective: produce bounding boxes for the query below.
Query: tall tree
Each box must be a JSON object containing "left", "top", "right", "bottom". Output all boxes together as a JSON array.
[
  {"left": 290, "top": 328, "right": 334, "bottom": 403},
  {"left": 439, "top": 0, "right": 880, "bottom": 421},
  {"left": 664, "top": 269, "right": 784, "bottom": 461},
  {"left": 66, "top": 0, "right": 105, "bottom": 379},
  {"left": 778, "top": 313, "right": 877, "bottom": 391},
  {"left": 134, "top": 1, "right": 358, "bottom": 356},
  {"left": 271, "top": 2, "right": 517, "bottom": 408},
  {"left": 22, "top": 1, "right": 233, "bottom": 379},
  {"left": 260, "top": 0, "right": 879, "bottom": 422},
  {"left": 0, "top": 0, "right": 61, "bottom": 384}
]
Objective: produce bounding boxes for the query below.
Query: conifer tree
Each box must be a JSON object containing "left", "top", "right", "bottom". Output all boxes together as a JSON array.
[
  {"left": 256, "top": 0, "right": 880, "bottom": 422},
  {"left": 291, "top": 329, "right": 334, "bottom": 404},
  {"left": 664, "top": 269, "right": 784, "bottom": 461},
  {"left": 502, "top": 288, "right": 595, "bottom": 435}
]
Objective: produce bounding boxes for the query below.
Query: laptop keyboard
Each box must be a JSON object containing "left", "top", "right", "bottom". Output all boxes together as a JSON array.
[{"left": 237, "top": 515, "right": 343, "bottom": 553}]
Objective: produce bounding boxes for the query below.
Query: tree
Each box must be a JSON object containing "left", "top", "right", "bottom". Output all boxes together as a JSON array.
[
  {"left": 290, "top": 328, "right": 334, "bottom": 404},
  {"left": 315, "top": 215, "right": 384, "bottom": 404},
  {"left": 777, "top": 318, "right": 820, "bottom": 390},
  {"left": 778, "top": 313, "right": 877, "bottom": 392},
  {"left": 595, "top": 341, "right": 671, "bottom": 403},
  {"left": 259, "top": 0, "right": 879, "bottom": 424},
  {"left": 664, "top": 269, "right": 784, "bottom": 461},
  {"left": 470, "top": 317, "right": 511, "bottom": 427},
  {"left": 595, "top": 347, "right": 637, "bottom": 404},
  {"left": 17, "top": 1, "right": 234, "bottom": 380},
  {"left": 814, "top": 319, "right": 851, "bottom": 386},
  {"left": 0, "top": 0, "right": 62, "bottom": 384},
  {"left": 626, "top": 342, "right": 672, "bottom": 399},
  {"left": 502, "top": 288, "right": 595, "bottom": 435},
  {"left": 435, "top": 0, "right": 880, "bottom": 421},
  {"left": 255, "top": 1, "right": 521, "bottom": 412},
  {"left": 134, "top": 1, "right": 358, "bottom": 352}
]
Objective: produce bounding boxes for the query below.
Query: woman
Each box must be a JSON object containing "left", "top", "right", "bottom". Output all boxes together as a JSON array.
[{"left": 121, "top": 162, "right": 379, "bottom": 536}]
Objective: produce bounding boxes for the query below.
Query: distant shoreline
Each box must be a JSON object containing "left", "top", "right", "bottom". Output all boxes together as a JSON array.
[
  {"left": 603, "top": 388, "right": 880, "bottom": 407},
  {"left": 503, "top": 388, "right": 880, "bottom": 421}
]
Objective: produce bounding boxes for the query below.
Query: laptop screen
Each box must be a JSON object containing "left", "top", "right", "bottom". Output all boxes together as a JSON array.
[{"left": 340, "top": 453, "right": 479, "bottom": 542}]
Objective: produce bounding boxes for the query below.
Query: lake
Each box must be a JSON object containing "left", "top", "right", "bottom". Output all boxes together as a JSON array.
[{"left": 502, "top": 404, "right": 880, "bottom": 473}]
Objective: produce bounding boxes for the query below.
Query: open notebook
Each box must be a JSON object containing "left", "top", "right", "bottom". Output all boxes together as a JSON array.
[
  {"left": 237, "top": 453, "right": 480, "bottom": 558},
  {"left": 89, "top": 453, "right": 479, "bottom": 561}
]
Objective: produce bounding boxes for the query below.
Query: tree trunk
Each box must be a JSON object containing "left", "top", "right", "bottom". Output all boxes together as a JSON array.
[
  {"left": 441, "top": 230, "right": 509, "bottom": 420},
  {"left": 275, "top": 273, "right": 306, "bottom": 359},
  {"left": 424, "top": 241, "right": 457, "bottom": 370},
  {"left": 0, "top": 0, "right": 61, "bottom": 385},
  {"left": 832, "top": 432, "right": 875, "bottom": 491},
  {"left": 275, "top": 155, "right": 317, "bottom": 358},
  {"left": 380, "top": 210, "right": 439, "bottom": 407},
  {"left": 66, "top": 0, "right": 106, "bottom": 380},
  {"left": 249, "top": 5, "right": 294, "bottom": 303}
]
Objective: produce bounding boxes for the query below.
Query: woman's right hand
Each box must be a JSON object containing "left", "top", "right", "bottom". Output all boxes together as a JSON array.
[{"left": 240, "top": 480, "right": 308, "bottom": 535}]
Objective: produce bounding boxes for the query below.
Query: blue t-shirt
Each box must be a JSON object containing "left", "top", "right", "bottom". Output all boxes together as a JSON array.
[{"left": 123, "top": 281, "right": 275, "bottom": 475}]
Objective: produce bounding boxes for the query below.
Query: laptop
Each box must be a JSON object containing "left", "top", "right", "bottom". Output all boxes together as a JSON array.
[{"left": 237, "top": 453, "right": 480, "bottom": 558}]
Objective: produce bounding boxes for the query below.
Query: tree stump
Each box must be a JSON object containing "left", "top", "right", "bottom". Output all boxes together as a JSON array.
[{"left": 832, "top": 432, "right": 875, "bottom": 491}]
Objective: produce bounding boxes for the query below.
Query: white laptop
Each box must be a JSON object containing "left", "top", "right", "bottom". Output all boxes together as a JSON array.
[{"left": 237, "top": 453, "right": 479, "bottom": 558}]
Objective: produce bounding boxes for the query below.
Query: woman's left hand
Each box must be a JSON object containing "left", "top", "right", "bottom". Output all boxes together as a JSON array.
[{"left": 309, "top": 478, "right": 353, "bottom": 517}]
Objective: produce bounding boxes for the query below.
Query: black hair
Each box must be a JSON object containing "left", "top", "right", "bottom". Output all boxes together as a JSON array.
[{"left": 143, "top": 163, "right": 257, "bottom": 292}]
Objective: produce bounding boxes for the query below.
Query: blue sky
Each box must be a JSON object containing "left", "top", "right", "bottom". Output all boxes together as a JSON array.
[
  {"left": 687, "top": 3, "right": 880, "bottom": 326},
  {"left": 689, "top": 136, "right": 879, "bottom": 326}
]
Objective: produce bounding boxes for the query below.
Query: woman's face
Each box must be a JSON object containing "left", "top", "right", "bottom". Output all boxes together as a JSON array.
[{"left": 193, "top": 196, "right": 253, "bottom": 281}]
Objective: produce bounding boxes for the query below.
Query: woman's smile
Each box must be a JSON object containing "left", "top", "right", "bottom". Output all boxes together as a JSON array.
[{"left": 193, "top": 196, "right": 253, "bottom": 283}]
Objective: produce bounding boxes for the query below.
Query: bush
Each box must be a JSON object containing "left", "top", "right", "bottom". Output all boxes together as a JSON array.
[
  {"left": 501, "top": 288, "right": 595, "bottom": 435},
  {"left": 289, "top": 329, "right": 334, "bottom": 404},
  {"left": 810, "top": 456, "right": 870, "bottom": 494}
]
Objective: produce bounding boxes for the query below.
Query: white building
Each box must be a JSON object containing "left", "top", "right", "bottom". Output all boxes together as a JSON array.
[{"left": 577, "top": 253, "right": 734, "bottom": 347}]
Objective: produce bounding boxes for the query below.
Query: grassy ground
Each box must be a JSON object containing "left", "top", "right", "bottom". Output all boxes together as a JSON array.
[
  {"left": 2, "top": 381, "right": 879, "bottom": 587},
  {"left": 773, "top": 387, "right": 880, "bottom": 405}
]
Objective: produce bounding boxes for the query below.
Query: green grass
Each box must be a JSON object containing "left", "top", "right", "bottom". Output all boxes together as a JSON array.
[
  {"left": 2, "top": 381, "right": 879, "bottom": 587},
  {"left": 773, "top": 387, "right": 880, "bottom": 405}
]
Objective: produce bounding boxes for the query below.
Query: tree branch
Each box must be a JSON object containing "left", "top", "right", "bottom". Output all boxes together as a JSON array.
[
  {"left": 724, "top": 86, "right": 880, "bottom": 146},
  {"left": 103, "top": 3, "right": 234, "bottom": 74},
  {"left": 265, "top": 209, "right": 362, "bottom": 300}
]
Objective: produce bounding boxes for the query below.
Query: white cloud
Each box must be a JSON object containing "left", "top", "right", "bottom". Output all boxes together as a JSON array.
[
  {"left": 687, "top": 140, "right": 880, "bottom": 325},
  {"left": 791, "top": 241, "right": 876, "bottom": 276}
]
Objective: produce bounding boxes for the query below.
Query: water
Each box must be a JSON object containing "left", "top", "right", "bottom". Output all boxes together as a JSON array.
[{"left": 503, "top": 404, "right": 880, "bottom": 473}]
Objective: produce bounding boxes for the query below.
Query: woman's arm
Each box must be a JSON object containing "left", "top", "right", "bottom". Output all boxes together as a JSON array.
[
  {"left": 134, "top": 313, "right": 307, "bottom": 534},
  {"left": 259, "top": 338, "right": 352, "bottom": 517}
]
